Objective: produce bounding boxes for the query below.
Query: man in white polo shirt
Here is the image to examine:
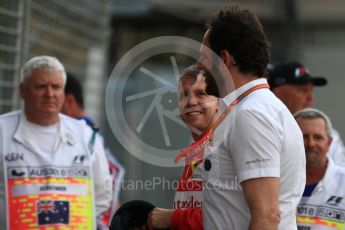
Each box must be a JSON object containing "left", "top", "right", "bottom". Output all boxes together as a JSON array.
[{"left": 196, "top": 6, "right": 306, "bottom": 230}]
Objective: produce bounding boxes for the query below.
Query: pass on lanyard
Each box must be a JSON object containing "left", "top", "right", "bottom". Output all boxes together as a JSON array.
[{"left": 175, "top": 83, "right": 270, "bottom": 164}]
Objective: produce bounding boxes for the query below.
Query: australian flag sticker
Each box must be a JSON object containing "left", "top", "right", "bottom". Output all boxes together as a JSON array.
[{"left": 36, "top": 200, "right": 69, "bottom": 225}]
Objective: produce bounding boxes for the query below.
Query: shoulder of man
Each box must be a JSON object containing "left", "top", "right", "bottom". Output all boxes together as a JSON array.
[
  {"left": 0, "top": 111, "right": 21, "bottom": 132},
  {"left": 334, "top": 163, "right": 345, "bottom": 175},
  {"left": 59, "top": 114, "right": 105, "bottom": 156},
  {"left": 0, "top": 110, "right": 21, "bottom": 122},
  {"left": 331, "top": 128, "right": 343, "bottom": 141},
  {"left": 59, "top": 113, "right": 94, "bottom": 140}
]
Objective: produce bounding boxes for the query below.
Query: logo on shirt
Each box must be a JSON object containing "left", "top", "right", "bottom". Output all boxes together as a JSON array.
[
  {"left": 173, "top": 195, "right": 202, "bottom": 209},
  {"left": 191, "top": 160, "right": 200, "bottom": 172},
  {"left": 37, "top": 200, "right": 69, "bottom": 225},
  {"left": 73, "top": 155, "right": 87, "bottom": 164},
  {"left": 245, "top": 158, "right": 270, "bottom": 165},
  {"left": 11, "top": 169, "right": 26, "bottom": 177},
  {"left": 326, "top": 196, "right": 343, "bottom": 206}
]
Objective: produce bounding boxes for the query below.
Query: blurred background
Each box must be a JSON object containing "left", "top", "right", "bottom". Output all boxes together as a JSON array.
[{"left": 1, "top": 0, "right": 345, "bottom": 208}]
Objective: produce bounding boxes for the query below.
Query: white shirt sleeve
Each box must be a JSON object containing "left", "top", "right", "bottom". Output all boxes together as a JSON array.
[
  {"left": 91, "top": 133, "right": 113, "bottom": 217},
  {"left": 229, "top": 109, "right": 281, "bottom": 183}
]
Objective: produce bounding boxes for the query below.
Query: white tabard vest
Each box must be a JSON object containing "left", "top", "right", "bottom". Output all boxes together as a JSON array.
[{"left": 0, "top": 111, "right": 97, "bottom": 229}]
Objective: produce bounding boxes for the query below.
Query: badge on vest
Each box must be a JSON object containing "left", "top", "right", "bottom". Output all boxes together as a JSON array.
[{"left": 326, "top": 196, "right": 343, "bottom": 206}]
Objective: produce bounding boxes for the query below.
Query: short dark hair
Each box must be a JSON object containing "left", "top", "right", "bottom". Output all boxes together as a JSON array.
[
  {"left": 65, "top": 73, "right": 84, "bottom": 108},
  {"left": 180, "top": 65, "right": 219, "bottom": 97},
  {"left": 206, "top": 5, "right": 270, "bottom": 77}
]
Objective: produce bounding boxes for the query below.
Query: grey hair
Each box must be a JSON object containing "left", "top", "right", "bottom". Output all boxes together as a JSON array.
[
  {"left": 294, "top": 108, "right": 333, "bottom": 137},
  {"left": 21, "top": 56, "right": 66, "bottom": 85}
]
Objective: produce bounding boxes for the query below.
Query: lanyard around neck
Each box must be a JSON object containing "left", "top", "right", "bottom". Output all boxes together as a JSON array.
[
  {"left": 175, "top": 83, "right": 270, "bottom": 164},
  {"left": 209, "top": 83, "right": 270, "bottom": 134}
]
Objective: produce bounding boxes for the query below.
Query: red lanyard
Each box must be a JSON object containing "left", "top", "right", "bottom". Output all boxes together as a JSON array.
[{"left": 175, "top": 83, "right": 270, "bottom": 164}]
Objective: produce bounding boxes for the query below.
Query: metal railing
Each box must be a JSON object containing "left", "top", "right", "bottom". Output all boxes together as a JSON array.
[{"left": 0, "top": 0, "right": 111, "bottom": 120}]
